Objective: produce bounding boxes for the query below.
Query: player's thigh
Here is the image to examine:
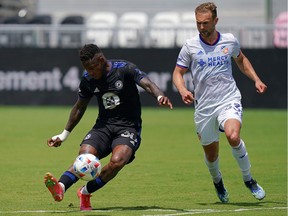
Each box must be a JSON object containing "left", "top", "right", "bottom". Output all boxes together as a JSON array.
[
  {"left": 195, "top": 113, "right": 219, "bottom": 145},
  {"left": 218, "top": 101, "right": 243, "bottom": 132},
  {"left": 110, "top": 144, "right": 134, "bottom": 165},
  {"left": 111, "top": 126, "right": 142, "bottom": 164},
  {"left": 80, "top": 126, "right": 113, "bottom": 159},
  {"left": 79, "top": 144, "right": 98, "bottom": 155},
  {"left": 224, "top": 119, "right": 241, "bottom": 136}
]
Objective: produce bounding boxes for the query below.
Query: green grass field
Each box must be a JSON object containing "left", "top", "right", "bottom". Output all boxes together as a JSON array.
[{"left": 0, "top": 106, "right": 286, "bottom": 216}]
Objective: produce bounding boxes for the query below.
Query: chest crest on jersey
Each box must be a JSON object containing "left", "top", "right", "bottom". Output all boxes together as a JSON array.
[
  {"left": 115, "top": 80, "right": 123, "bottom": 89},
  {"left": 221, "top": 46, "right": 229, "bottom": 54}
]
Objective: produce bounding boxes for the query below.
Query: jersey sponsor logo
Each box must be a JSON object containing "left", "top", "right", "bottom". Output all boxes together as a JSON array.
[
  {"left": 207, "top": 55, "right": 229, "bottom": 66},
  {"left": 198, "top": 59, "right": 206, "bottom": 67},
  {"left": 197, "top": 46, "right": 229, "bottom": 68},
  {"left": 102, "top": 92, "right": 120, "bottom": 109},
  {"left": 115, "top": 80, "right": 123, "bottom": 89}
]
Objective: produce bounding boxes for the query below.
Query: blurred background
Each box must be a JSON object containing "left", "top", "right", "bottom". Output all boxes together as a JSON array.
[
  {"left": 0, "top": 0, "right": 287, "bottom": 48},
  {"left": 0, "top": 0, "right": 287, "bottom": 108}
]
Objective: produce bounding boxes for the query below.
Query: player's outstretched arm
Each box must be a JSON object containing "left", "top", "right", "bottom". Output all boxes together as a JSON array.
[
  {"left": 139, "top": 77, "right": 173, "bottom": 109},
  {"left": 234, "top": 51, "right": 267, "bottom": 94},
  {"left": 47, "top": 97, "right": 91, "bottom": 147}
]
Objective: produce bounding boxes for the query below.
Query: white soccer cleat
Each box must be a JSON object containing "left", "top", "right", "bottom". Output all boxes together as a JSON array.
[{"left": 245, "top": 179, "right": 266, "bottom": 200}]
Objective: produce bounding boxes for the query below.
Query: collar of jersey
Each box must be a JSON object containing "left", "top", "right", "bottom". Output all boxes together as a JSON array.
[{"left": 199, "top": 31, "right": 220, "bottom": 46}]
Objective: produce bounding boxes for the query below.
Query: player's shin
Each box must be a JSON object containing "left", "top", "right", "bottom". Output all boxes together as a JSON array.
[
  {"left": 204, "top": 155, "right": 222, "bottom": 183},
  {"left": 231, "top": 140, "right": 252, "bottom": 182},
  {"left": 59, "top": 171, "right": 79, "bottom": 191},
  {"left": 86, "top": 176, "right": 107, "bottom": 193}
]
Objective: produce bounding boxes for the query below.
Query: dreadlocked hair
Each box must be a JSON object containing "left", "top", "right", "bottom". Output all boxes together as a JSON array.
[{"left": 79, "top": 44, "right": 102, "bottom": 62}]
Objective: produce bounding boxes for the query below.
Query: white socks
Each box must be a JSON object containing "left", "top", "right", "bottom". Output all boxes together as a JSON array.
[
  {"left": 59, "top": 182, "right": 65, "bottom": 192},
  {"left": 204, "top": 139, "right": 252, "bottom": 183},
  {"left": 204, "top": 156, "right": 222, "bottom": 184},
  {"left": 80, "top": 185, "right": 90, "bottom": 195},
  {"left": 232, "top": 140, "right": 252, "bottom": 182}
]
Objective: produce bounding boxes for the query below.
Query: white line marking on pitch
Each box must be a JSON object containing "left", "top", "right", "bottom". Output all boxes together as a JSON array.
[
  {"left": 0, "top": 206, "right": 286, "bottom": 215},
  {"left": 142, "top": 207, "right": 288, "bottom": 216}
]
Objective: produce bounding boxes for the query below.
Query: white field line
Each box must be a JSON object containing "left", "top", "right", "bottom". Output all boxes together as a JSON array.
[
  {"left": 142, "top": 207, "right": 288, "bottom": 216},
  {"left": 0, "top": 206, "right": 286, "bottom": 215}
]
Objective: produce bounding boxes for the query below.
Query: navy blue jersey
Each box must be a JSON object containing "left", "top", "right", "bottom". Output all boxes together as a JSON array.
[{"left": 78, "top": 60, "right": 147, "bottom": 127}]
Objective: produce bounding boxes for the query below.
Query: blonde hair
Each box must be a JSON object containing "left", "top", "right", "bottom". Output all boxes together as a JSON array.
[{"left": 195, "top": 2, "right": 217, "bottom": 19}]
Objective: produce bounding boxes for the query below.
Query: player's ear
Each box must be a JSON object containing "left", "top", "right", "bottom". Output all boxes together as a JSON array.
[{"left": 97, "top": 54, "right": 106, "bottom": 64}]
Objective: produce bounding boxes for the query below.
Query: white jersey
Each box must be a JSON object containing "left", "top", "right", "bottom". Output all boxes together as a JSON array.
[{"left": 176, "top": 32, "right": 242, "bottom": 114}]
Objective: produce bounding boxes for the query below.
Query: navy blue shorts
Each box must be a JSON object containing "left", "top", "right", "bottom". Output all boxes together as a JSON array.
[{"left": 80, "top": 121, "right": 142, "bottom": 163}]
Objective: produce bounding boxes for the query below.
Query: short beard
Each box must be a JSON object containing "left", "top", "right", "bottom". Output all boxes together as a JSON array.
[{"left": 200, "top": 30, "right": 212, "bottom": 38}]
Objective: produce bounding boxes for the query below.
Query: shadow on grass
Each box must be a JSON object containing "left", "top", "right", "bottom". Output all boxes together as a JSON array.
[
  {"left": 61, "top": 205, "right": 191, "bottom": 215},
  {"left": 49, "top": 203, "right": 288, "bottom": 216}
]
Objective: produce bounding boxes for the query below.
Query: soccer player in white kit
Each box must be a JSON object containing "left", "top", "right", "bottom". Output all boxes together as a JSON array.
[{"left": 173, "top": 2, "right": 267, "bottom": 203}]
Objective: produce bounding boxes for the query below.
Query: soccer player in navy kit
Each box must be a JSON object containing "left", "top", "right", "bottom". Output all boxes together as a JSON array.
[
  {"left": 44, "top": 44, "right": 173, "bottom": 210},
  {"left": 173, "top": 2, "right": 267, "bottom": 203}
]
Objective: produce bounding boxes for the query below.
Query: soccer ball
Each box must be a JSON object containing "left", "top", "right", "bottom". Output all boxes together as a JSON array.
[{"left": 73, "top": 154, "right": 102, "bottom": 181}]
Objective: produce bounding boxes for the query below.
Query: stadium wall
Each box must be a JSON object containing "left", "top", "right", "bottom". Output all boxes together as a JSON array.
[{"left": 0, "top": 48, "right": 286, "bottom": 108}]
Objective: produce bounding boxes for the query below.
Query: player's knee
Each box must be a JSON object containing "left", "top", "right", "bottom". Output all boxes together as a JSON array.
[
  {"left": 226, "top": 132, "right": 240, "bottom": 146},
  {"left": 108, "top": 156, "right": 127, "bottom": 172},
  {"left": 205, "top": 153, "right": 218, "bottom": 162}
]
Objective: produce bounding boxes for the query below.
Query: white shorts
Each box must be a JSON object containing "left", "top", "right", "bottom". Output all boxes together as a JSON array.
[{"left": 195, "top": 100, "right": 243, "bottom": 145}]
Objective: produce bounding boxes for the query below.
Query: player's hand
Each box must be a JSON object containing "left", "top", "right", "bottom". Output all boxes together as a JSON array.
[
  {"left": 47, "top": 137, "right": 63, "bottom": 147},
  {"left": 47, "top": 129, "right": 70, "bottom": 148},
  {"left": 181, "top": 90, "right": 194, "bottom": 105},
  {"left": 158, "top": 96, "right": 173, "bottom": 109},
  {"left": 255, "top": 80, "right": 267, "bottom": 94}
]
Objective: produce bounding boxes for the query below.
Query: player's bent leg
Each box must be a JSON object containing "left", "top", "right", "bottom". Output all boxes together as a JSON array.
[
  {"left": 75, "top": 145, "right": 133, "bottom": 210},
  {"left": 44, "top": 172, "right": 64, "bottom": 202},
  {"left": 83, "top": 145, "right": 131, "bottom": 195},
  {"left": 100, "top": 145, "right": 133, "bottom": 182}
]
